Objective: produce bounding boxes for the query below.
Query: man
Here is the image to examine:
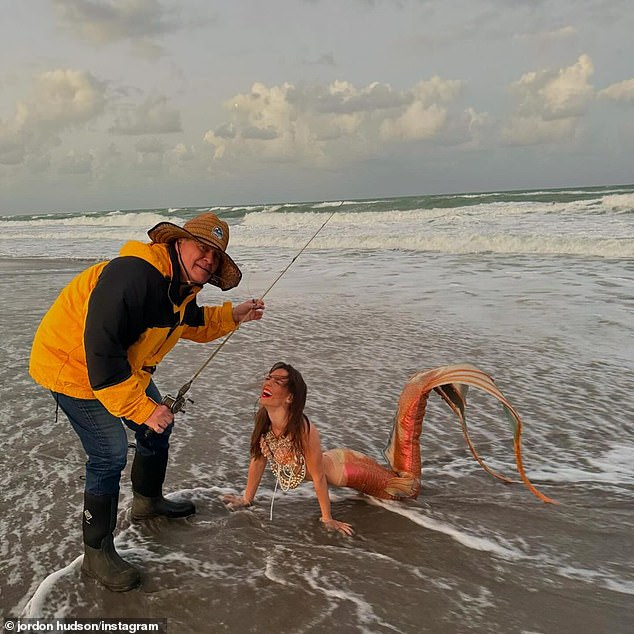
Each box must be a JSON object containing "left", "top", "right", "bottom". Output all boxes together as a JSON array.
[{"left": 30, "top": 212, "right": 265, "bottom": 592}]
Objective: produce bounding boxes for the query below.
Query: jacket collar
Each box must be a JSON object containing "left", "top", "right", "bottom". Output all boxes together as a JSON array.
[{"left": 118, "top": 240, "right": 200, "bottom": 306}]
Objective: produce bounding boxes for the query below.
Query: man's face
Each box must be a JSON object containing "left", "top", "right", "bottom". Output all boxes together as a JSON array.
[{"left": 177, "top": 238, "right": 220, "bottom": 285}]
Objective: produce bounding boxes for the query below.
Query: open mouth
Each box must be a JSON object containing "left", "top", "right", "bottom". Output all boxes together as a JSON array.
[{"left": 261, "top": 388, "right": 272, "bottom": 398}]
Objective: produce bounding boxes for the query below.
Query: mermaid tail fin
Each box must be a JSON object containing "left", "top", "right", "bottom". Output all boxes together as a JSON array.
[{"left": 384, "top": 364, "right": 556, "bottom": 504}]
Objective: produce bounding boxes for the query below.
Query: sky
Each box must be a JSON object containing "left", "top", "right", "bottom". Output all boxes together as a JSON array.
[{"left": 1, "top": 0, "right": 633, "bottom": 214}]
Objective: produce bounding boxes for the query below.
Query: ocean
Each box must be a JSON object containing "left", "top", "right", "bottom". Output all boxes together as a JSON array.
[{"left": 1, "top": 185, "right": 633, "bottom": 633}]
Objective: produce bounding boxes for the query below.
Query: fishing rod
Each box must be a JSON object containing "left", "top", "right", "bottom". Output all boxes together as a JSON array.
[{"left": 160, "top": 203, "right": 342, "bottom": 414}]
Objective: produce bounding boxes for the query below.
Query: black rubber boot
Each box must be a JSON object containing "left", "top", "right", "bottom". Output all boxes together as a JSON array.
[
  {"left": 131, "top": 449, "right": 195, "bottom": 521},
  {"left": 81, "top": 492, "right": 141, "bottom": 592}
]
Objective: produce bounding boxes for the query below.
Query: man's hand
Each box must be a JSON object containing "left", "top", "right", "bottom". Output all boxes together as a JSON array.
[
  {"left": 232, "top": 298, "right": 265, "bottom": 324},
  {"left": 143, "top": 403, "right": 174, "bottom": 433}
]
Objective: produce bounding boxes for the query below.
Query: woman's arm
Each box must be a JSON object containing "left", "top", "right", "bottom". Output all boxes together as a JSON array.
[
  {"left": 221, "top": 455, "right": 267, "bottom": 510},
  {"left": 304, "top": 424, "right": 354, "bottom": 536}
]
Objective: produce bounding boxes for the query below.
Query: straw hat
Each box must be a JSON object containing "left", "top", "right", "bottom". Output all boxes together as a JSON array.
[{"left": 148, "top": 213, "right": 242, "bottom": 290}]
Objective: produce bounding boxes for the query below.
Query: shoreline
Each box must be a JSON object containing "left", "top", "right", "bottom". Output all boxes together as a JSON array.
[{"left": 0, "top": 257, "right": 99, "bottom": 272}]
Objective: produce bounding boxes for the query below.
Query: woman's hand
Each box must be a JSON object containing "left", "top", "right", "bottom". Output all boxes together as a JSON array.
[
  {"left": 320, "top": 517, "right": 354, "bottom": 536},
  {"left": 232, "top": 298, "right": 265, "bottom": 324},
  {"left": 220, "top": 494, "right": 252, "bottom": 511}
]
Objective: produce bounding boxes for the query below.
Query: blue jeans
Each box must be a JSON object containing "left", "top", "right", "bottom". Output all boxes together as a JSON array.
[{"left": 53, "top": 381, "right": 172, "bottom": 495}]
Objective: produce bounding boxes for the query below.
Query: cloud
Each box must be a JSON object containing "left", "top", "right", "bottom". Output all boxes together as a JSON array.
[
  {"left": 110, "top": 95, "right": 182, "bottom": 134},
  {"left": 0, "top": 69, "right": 106, "bottom": 165},
  {"left": 52, "top": 0, "right": 180, "bottom": 45},
  {"left": 203, "top": 77, "right": 469, "bottom": 166},
  {"left": 598, "top": 79, "right": 634, "bottom": 104},
  {"left": 242, "top": 125, "right": 279, "bottom": 140},
  {"left": 502, "top": 54, "right": 594, "bottom": 145},
  {"left": 287, "top": 80, "right": 411, "bottom": 114},
  {"left": 511, "top": 54, "right": 594, "bottom": 120},
  {"left": 379, "top": 102, "right": 446, "bottom": 141},
  {"left": 0, "top": 68, "right": 189, "bottom": 186},
  {"left": 503, "top": 117, "right": 578, "bottom": 147},
  {"left": 213, "top": 123, "right": 236, "bottom": 139},
  {"left": 169, "top": 143, "right": 196, "bottom": 162},
  {"left": 134, "top": 137, "right": 165, "bottom": 153},
  {"left": 18, "top": 69, "right": 107, "bottom": 131}
]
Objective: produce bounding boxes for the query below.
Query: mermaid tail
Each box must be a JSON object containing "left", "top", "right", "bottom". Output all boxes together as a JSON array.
[
  {"left": 323, "top": 364, "right": 554, "bottom": 504},
  {"left": 324, "top": 448, "right": 419, "bottom": 500},
  {"left": 384, "top": 364, "right": 556, "bottom": 504}
]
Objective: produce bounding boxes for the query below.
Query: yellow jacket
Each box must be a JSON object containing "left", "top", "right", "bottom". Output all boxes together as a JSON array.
[{"left": 30, "top": 241, "right": 237, "bottom": 423}]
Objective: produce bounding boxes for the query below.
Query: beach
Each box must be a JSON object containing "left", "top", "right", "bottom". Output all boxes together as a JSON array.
[{"left": 1, "top": 188, "right": 633, "bottom": 633}]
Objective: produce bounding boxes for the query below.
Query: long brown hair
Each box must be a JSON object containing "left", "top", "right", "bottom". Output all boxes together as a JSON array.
[{"left": 250, "top": 362, "right": 308, "bottom": 458}]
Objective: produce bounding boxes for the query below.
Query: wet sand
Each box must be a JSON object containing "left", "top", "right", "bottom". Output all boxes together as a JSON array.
[{"left": 2, "top": 255, "right": 633, "bottom": 633}]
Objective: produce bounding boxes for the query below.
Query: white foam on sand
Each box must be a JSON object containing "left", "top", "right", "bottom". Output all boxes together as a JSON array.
[
  {"left": 556, "top": 564, "right": 634, "bottom": 596},
  {"left": 604, "top": 578, "right": 634, "bottom": 596},
  {"left": 367, "top": 498, "right": 524, "bottom": 560},
  {"left": 303, "top": 565, "right": 400, "bottom": 634},
  {"left": 19, "top": 534, "right": 149, "bottom": 618},
  {"left": 21, "top": 555, "right": 83, "bottom": 618},
  {"left": 527, "top": 444, "right": 634, "bottom": 485},
  {"left": 263, "top": 546, "right": 295, "bottom": 587}
]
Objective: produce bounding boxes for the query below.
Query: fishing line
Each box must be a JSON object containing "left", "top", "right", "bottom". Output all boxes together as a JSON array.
[{"left": 161, "top": 203, "right": 342, "bottom": 413}]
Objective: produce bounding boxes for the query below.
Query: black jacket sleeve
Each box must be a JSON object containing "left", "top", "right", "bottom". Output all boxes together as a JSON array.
[{"left": 84, "top": 256, "right": 167, "bottom": 390}]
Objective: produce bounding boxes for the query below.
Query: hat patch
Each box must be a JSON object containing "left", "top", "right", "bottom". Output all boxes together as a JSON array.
[{"left": 212, "top": 226, "right": 224, "bottom": 240}]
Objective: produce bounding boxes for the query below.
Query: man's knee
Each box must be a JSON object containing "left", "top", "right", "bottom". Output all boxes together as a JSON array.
[{"left": 85, "top": 449, "right": 127, "bottom": 495}]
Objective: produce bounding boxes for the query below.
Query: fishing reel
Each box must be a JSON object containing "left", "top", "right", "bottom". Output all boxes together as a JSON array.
[
  {"left": 145, "top": 383, "right": 194, "bottom": 437},
  {"left": 161, "top": 391, "right": 193, "bottom": 413},
  {"left": 160, "top": 379, "right": 194, "bottom": 413}
]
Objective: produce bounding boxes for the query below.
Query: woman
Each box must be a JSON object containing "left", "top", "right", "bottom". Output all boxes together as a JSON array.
[
  {"left": 220, "top": 362, "right": 418, "bottom": 536},
  {"left": 221, "top": 362, "right": 555, "bottom": 534}
]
